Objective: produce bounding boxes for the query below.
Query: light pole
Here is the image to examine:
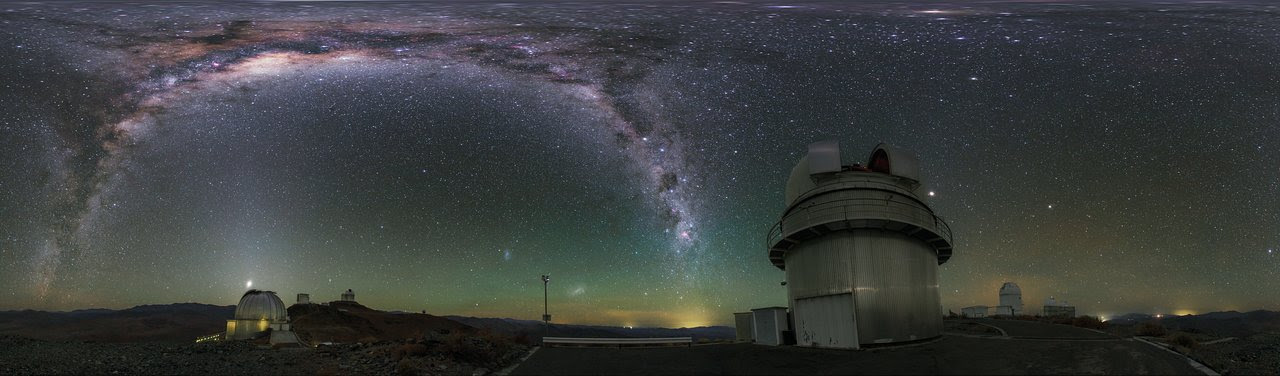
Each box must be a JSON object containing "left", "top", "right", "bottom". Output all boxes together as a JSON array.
[{"left": 541, "top": 274, "right": 551, "bottom": 325}]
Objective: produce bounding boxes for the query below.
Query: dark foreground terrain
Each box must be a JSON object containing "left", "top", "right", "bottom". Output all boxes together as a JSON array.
[
  {"left": 1106, "top": 311, "right": 1280, "bottom": 375},
  {"left": 511, "top": 319, "right": 1207, "bottom": 375},
  {"left": 0, "top": 331, "right": 528, "bottom": 375},
  {"left": 1, "top": 318, "right": 1216, "bottom": 375}
]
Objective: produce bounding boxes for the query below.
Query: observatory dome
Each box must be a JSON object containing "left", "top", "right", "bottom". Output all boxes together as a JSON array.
[
  {"left": 998, "top": 282, "right": 1024, "bottom": 316},
  {"left": 999, "top": 282, "right": 1022, "bottom": 296},
  {"left": 766, "top": 141, "right": 954, "bottom": 349},
  {"left": 234, "top": 290, "right": 288, "bottom": 322}
]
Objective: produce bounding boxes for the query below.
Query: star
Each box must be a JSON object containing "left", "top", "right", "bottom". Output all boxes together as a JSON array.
[{"left": 2, "top": 0, "right": 1275, "bottom": 327}]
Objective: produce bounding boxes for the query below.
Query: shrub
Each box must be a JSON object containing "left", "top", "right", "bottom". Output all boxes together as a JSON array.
[
  {"left": 1071, "top": 315, "right": 1107, "bottom": 330},
  {"left": 441, "top": 329, "right": 519, "bottom": 367},
  {"left": 392, "top": 344, "right": 430, "bottom": 361},
  {"left": 512, "top": 332, "right": 533, "bottom": 346},
  {"left": 1170, "top": 333, "right": 1198, "bottom": 349},
  {"left": 1135, "top": 321, "right": 1167, "bottom": 337}
]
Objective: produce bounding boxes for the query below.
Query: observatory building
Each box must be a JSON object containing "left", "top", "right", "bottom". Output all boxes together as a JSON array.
[
  {"left": 998, "top": 282, "right": 1024, "bottom": 316},
  {"left": 341, "top": 289, "right": 356, "bottom": 302},
  {"left": 766, "top": 141, "right": 954, "bottom": 349},
  {"left": 224, "top": 290, "right": 299, "bottom": 345},
  {"left": 961, "top": 305, "right": 990, "bottom": 318},
  {"left": 1043, "top": 296, "right": 1076, "bottom": 318}
]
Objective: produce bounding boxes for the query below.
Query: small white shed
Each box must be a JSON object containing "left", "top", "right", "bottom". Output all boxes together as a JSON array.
[{"left": 751, "top": 307, "right": 789, "bottom": 346}]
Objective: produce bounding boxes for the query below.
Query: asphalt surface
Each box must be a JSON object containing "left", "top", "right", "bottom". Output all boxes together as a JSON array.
[
  {"left": 511, "top": 320, "right": 1205, "bottom": 375},
  {"left": 968, "top": 319, "right": 1116, "bottom": 339}
]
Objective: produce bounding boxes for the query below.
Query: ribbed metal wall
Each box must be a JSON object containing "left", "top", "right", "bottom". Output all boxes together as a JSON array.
[
  {"left": 752, "top": 308, "right": 787, "bottom": 346},
  {"left": 793, "top": 293, "right": 857, "bottom": 348},
  {"left": 785, "top": 229, "right": 941, "bottom": 346}
]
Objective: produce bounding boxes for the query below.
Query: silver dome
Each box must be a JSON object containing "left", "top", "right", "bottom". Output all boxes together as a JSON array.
[
  {"left": 999, "top": 282, "right": 1022, "bottom": 295},
  {"left": 234, "top": 290, "right": 288, "bottom": 322}
]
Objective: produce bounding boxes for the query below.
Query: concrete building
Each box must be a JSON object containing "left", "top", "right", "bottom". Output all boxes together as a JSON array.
[
  {"left": 994, "top": 306, "right": 1014, "bottom": 316},
  {"left": 961, "top": 306, "right": 989, "bottom": 318},
  {"left": 752, "top": 307, "right": 789, "bottom": 346},
  {"left": 734, "top": 312, "right": 755, "bottom": 342},
  {"left": 998, "top": 282, "right": 1023, "bottom": 316},
  {"left": 1043, "top": 297, "right": 1076, "bottom": 318},
  {"left": 224, "top": 290, "right": 299, "bottom": 345},
  {"left": 767, "top": 141, "right": 954, "bottom": 349},
  {"left": 341, "top": 289, "right": 356, "bottom": 302},
  {"left": 296, "top": 293, "right": 310, "bottom": 305}
]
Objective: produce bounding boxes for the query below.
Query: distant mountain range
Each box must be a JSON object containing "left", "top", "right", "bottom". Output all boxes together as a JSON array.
[
  {"left": 1105, "top": 310, "right": 1280, "bottom": 337},
  {"left": 0, "top": 303, "right": 734, "bottom": 343},
  {"left": 0, "top": 303, "right": 234, "bottom": 342},
  {"left": 445, "top": 316, "right": 735, "bottom": 340}
]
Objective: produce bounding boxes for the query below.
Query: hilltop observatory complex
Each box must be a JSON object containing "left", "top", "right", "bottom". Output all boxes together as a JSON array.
[{"left": 766, "top": 141, "right": 954, "bottom": 349}]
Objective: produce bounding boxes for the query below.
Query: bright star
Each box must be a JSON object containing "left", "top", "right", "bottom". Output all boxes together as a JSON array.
[{"left": 245, "top": 280, "right": 253, "bottom": 288}]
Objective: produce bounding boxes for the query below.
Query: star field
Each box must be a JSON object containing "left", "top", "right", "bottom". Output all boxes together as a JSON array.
[{"left": 0, "top": 1, "right": 1277, "bottom": 327}]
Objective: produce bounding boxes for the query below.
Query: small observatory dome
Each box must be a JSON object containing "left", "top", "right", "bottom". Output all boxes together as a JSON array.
[{"left": 234, "top": 290, "right": 288, "bottom": 322}]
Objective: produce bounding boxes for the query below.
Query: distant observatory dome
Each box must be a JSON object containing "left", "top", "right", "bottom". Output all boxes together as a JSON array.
[
  {"left": 234, "top": 290, "right": 288, "bottom": 322},
  {"left": 998, "top": 282, "right": 1024, "bottom": 316},
  {"left": 1000, "top": 282, "right": 1022, "bottom": 295}
]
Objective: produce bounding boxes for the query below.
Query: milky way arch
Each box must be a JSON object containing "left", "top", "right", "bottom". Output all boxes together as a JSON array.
[{"left": 32, "top": 18, "right": 704, "bottom": 297}]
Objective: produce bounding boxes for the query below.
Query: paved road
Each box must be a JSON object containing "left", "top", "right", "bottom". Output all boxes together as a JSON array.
[
  {"left": 967, "top": 319, "right": 1116, "bottom": 339},
  {"left": 511, "top": 321, "right": 1204, "bottom": 375}
]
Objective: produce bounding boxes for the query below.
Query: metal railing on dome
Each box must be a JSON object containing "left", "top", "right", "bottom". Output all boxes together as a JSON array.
[{"left": 766, "top": 196, "right": 953, "bottom": 250}]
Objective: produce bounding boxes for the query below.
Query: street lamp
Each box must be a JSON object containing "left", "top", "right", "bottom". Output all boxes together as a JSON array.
[{"left": 541, "top": 274, "right": 551, "bottom": 324}]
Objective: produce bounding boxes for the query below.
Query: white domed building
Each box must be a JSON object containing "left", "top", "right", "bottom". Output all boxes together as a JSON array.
[
  {"left": 224, "top": 290, "right": 300, "bottom": 345},
  {"left": 766, "top": 141, "right": 954, "bottom": 349},
  {"left": 997, "top": 282, "right": 1024, "bottom": 316}
]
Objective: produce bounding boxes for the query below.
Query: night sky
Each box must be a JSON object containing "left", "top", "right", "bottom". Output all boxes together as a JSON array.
[{"left": 1, "top": 1, "right": 1277, "bottom": 327}]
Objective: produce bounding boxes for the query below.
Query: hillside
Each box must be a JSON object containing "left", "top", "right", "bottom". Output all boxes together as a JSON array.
[
  {"left": 0, "top": 303, "right": 233, "bottom": 343},
  {"left": 1107, "top": 310, "right": 1280, "bottom": 338},
  {"left": 288, "top": 301, "right": 473, "bottom": 344},
  {"left": 444, "top": 316, "right": 735, "bottom": 340}
]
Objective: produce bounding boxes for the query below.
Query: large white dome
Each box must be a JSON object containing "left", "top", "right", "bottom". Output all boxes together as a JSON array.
[
  {"left": 999, "top": 282, "right": 1022, "bottom": 296},
  {"left": 234, "top": 290, "right": 288, "bottom": 322}
]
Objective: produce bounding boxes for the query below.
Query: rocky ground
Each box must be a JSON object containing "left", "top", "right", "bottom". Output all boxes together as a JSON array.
[
  {"left": 0, "top": 329, "right": 530, "bottom": 375},
  {"left": 1187, "top": 333, "right": 1280, "bottom": 375}
]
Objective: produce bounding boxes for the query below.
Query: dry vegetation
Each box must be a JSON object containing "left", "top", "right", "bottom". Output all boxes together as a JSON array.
[
  {"left": 992, "top": 314, "right": 1109, "bottom": 331},
  {"left": 1135, "top": 321, "right": 1168, "bottom": 337}
]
